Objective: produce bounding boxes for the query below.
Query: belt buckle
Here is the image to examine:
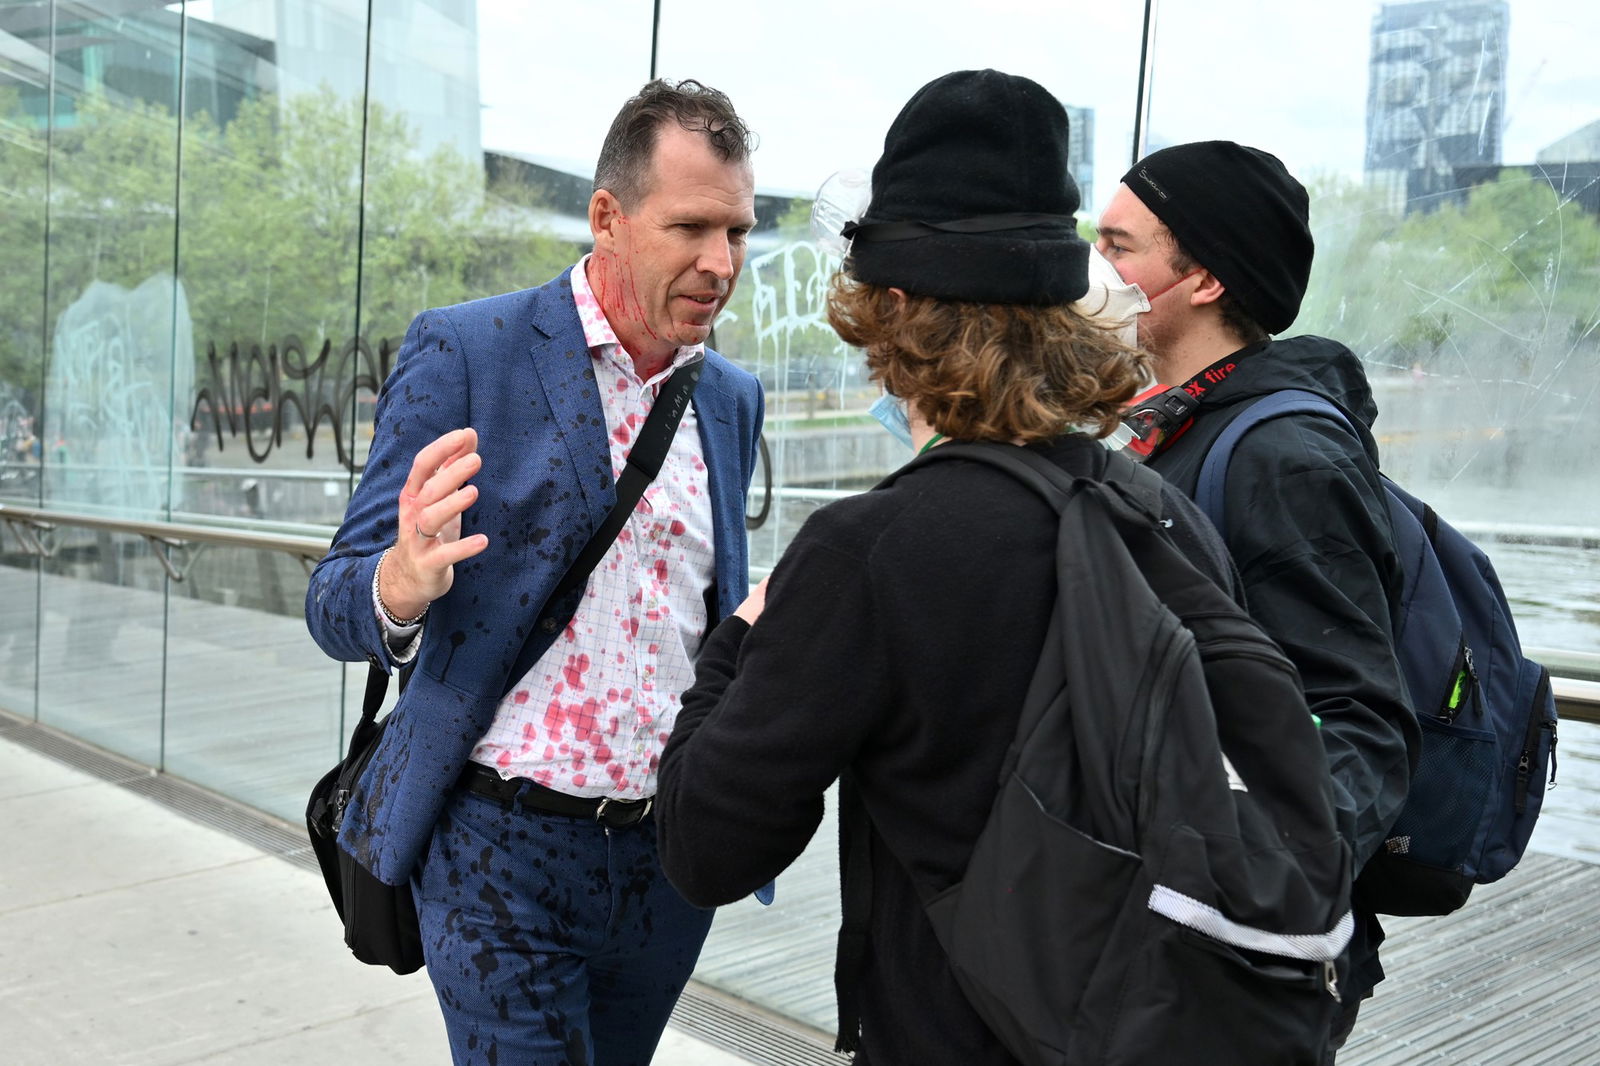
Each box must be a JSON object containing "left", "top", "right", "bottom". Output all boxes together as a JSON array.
[{"left": 595, "top": 796, "right": 651, "bottom": 828}]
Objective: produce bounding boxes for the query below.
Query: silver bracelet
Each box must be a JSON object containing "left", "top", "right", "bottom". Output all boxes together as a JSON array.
[{"left": 374, "top": 547, "right": 428, "bottom": 627}]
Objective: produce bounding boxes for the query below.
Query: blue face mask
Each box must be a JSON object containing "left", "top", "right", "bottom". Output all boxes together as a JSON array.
[{"left": 869, "top": 391, "right": 915, "bottom": 449}]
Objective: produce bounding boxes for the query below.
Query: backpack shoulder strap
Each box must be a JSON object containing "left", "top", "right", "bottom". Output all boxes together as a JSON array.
[
  {"left": 902, "top": 439, "right": 1167, "bottom": 520},
  {"left": 1102, "top": 449, "right": 1169, "bottom": 520},
  {"left": 904, "top": 440, "right": 1076, "bottom": 507},
  {"left": 835, "top": 439, "right": 1087, "bottom": 1053},
  {"left": 1194, "top": 389, "right": 1354, "bottom": 537}
]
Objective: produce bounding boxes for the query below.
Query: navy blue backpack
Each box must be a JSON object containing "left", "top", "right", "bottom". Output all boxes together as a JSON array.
[{"left": 1197, "top": 389, "right": 1559, "bottom": 916}]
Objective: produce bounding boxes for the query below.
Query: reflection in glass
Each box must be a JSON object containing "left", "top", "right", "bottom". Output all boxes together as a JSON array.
[
  {"left": 39, "top": 9, "right": 183, "bottom": 519},
  {"left": 176, "top": 2, "right": 367, "bottom": 504},
  {"left": 30, "top": 2, "right": 184, "bottom": 763},
  {"left": 163, "top": 0, "right": 365, "bottom": 806},
  {"left": 0, "top": 2, "right": 50, "bottom": 716}
]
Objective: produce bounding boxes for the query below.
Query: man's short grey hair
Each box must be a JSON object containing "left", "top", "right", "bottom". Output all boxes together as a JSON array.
[{"left": 592, "top": 78, "right": 754, "bottom": 208}]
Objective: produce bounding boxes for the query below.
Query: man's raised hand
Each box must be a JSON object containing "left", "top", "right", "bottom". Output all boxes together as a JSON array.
[{"left": 380, "top": 428, "right": 489, "bottom": 620}]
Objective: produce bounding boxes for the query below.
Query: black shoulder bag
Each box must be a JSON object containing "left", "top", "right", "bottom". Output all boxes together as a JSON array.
[{"left": 305, "top": 358, "right": 705, "bottom": 974}]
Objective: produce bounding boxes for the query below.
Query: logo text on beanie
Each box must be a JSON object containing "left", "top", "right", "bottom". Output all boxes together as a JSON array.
[{"left": 1136, "top": 166, "right": 1170, "bottom": 201}]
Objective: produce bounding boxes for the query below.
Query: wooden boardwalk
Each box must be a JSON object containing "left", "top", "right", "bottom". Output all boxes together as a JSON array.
[{"left": 1343, "top": 852, "right": 1600, "bottom": 1065}]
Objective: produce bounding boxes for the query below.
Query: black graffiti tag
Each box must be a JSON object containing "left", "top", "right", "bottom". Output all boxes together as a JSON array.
[{"left": 188, "top": 335, "right": 396, "bottom": 471}]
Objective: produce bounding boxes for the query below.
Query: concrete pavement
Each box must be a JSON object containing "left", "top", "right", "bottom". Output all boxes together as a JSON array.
[{"left": 0, "top": 729, "right": 749, "bottom": 1066}]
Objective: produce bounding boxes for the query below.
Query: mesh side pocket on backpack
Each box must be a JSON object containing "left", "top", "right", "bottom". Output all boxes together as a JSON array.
[{"left": 1386, "top": 715, "right": 1497, "bottom": 871}]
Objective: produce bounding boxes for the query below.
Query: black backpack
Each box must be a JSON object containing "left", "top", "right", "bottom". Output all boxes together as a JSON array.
[{"left": 837, "top": 442, "right": 1353, "bottom": 1066}]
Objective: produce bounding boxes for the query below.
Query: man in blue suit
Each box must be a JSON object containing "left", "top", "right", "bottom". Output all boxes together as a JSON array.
[{"left": 305, "top": 79, "right": 764, "bottom": 1065}]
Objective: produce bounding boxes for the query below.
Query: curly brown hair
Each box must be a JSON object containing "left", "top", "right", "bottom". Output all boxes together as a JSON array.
[{"left": 827, "top": 275, "right": 1150, "bottom": 443}]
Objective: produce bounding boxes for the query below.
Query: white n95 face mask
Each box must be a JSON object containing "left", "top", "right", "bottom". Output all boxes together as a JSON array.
[{"left": 1072, "top": 245, "right": 1150, "bottom": 348}]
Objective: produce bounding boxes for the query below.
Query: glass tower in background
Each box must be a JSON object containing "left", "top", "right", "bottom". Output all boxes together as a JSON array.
[{"left": 1365, "top": 0, "right": 1509, "bottom": 213}]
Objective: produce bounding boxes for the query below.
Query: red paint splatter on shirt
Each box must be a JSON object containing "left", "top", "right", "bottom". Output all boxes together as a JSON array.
[
  {"left": 544, "top": 697, "right": 567, "bottom": 734},
  {"left": 562, "top": 652, "right": 591, "bottom": 690}
]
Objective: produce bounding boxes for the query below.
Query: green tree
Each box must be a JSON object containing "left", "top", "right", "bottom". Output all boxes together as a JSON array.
[{"left": 1300, "top": 171, "right": 1600, "bottom": 383}]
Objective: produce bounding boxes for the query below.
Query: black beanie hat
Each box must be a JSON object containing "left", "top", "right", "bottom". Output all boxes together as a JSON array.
[
  {"left": 846, "top": 69, "right": 1091, "bottom": 305},
  {"left": 1121, "top": 141, "right": 1313, "bottom": 335}
]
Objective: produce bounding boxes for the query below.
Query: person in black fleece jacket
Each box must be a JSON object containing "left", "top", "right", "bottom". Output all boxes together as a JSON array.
[
  {"left": 655, "top": 70, "right": 1245, "bottom": 1064},
  {"left": 1097, "top": 142, "right": 1419, "bottom": 1062}
]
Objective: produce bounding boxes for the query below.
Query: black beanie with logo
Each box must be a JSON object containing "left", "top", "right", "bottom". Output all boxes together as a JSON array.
[
  {"left": 1121, "top": 141, "right": 1313, "bottom": 335},
  {"left": 846, "top": 69, "right": 1091, "bottom": 306}
]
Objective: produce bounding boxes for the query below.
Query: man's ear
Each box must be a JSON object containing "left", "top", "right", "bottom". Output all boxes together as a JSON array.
[
  {"left": 589, "top": 189, "right": 624, "bottom": 249},
  {"left": 1189, "top": 269, "right": 1226, "bottom": 309}
]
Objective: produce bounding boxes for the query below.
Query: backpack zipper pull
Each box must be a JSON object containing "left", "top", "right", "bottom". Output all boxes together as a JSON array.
[
  {"left": 333, "top": 787, "right": 351, "bottom": 831},
  {"left": 1515, "top": 675, "right": 1557, "bottom": 814},
  {"left": 1440, "top": 644, "right": 1477, "bottom": 723}
]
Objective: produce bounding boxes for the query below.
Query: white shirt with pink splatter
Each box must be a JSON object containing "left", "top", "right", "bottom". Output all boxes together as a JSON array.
[{"left": 468, "top": 256, "right": 717, "bottom": 799}]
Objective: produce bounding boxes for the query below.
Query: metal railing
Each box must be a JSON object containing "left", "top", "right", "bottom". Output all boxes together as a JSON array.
[
  {"left": 2, "top": 499, "right": 1597, "bottom": 724},
  {"left": 0, "top": 500, "right": 330, "bottom": 581}
]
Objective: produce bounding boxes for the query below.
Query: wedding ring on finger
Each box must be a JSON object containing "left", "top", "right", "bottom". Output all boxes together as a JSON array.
[{"left": 416, "top": 521, "right": 440, "bottom": 540}]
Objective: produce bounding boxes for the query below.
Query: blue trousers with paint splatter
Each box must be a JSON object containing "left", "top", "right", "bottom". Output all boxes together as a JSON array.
[{"left": 414, "top": 787, "right": 714, "bottom": 1066}]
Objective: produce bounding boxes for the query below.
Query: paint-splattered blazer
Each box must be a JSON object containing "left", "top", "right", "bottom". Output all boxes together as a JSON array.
[{"left": 305, "top": 268, "right": 765, "bottom": 886}]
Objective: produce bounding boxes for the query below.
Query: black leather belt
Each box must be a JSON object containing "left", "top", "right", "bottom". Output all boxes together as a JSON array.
[{"left": 458, "top": 762, "right": 653, "bottom": 828}]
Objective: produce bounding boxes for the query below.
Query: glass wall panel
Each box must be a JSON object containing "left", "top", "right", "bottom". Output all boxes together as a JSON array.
[
  {"left": 161, "top": 0, "right": 367, "bottom": 813},
  {"left": 0, "top": 0, "right": 49, "bottom": 718},
  {"left": 35, "top": 1, "right": 184, "bottom": 764},
  {"left": 657, "top": 0, "right": 1150, "bottom": 1029},
  {"left": 165, "top": 543, "right": 337, "bottom": 818},
  {"left": 1141, "top": 0, "right": 1600, "bottom": 659}
]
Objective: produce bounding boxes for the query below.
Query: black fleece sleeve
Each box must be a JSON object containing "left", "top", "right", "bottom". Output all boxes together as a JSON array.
[
  {"left": 656, "top": 527, "right": 889, "bottom": 907},
  {"left": 1222, "top": 418, "right": 1420, "bottom": 867}
]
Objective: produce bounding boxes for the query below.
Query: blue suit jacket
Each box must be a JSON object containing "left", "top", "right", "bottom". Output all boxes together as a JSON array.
[{"left": 306, "top": 269, "right": 765, "bottom": 885}]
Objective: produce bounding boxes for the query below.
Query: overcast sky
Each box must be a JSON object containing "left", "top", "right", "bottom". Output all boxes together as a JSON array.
[{"left": 476, "top": 0, "right": 1600, "bottom": 212}]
